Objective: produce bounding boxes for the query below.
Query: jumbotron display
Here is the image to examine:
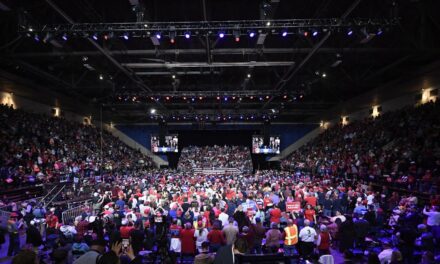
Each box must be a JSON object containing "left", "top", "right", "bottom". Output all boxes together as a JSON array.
[
  {"left": 252, "top": 135, "right": 281, "bottom": 154},
  {"left": 151, "top": 134, "right": 179, "bottom": 153}
]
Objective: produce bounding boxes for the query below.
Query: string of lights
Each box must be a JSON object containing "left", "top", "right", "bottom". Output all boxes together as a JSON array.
[
  {"left": 146, "top": 112, "right": 280, "bottom": 122},
  {"left": 21, "top": 18, "right": 397, "bottom": 42},
  {"left": 114, "top": 90, "right": 305, "bottom": 103}
]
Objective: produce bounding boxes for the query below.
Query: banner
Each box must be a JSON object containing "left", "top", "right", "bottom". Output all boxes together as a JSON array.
[{"left": 286, "top": 201, "right": 301, "bottom": 213}]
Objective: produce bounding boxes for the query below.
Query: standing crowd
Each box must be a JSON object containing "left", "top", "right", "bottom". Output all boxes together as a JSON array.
[{"left": 0, "top": 101, "right": 439, "bottom": 264}]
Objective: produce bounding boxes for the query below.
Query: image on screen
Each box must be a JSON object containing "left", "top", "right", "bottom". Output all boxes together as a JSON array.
[
  {"left": 252, "top": 135, "right": 264, "bottom": 154},
  {"left": 151, "top": 134, "right": 179, "bottom": 153},
  {"left": 252, "top": 135, "right": 280, "bottom": 154}
]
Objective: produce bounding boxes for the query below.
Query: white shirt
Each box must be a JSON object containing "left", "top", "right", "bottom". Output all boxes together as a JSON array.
[
  {"left": 218, "top": 212, "right": 229, "bottom": 227},
  {"left": 299, "top": 226, "right": 317, "bottom": 243},
  {"left": 423, "top": 209, "right": 440, "bottom": 226},
  {"left": 378, "top": 248, "right": 393, "bottom": 264},
  {"left": 194, "top": 228, "right": 209, "bottom": 248}
]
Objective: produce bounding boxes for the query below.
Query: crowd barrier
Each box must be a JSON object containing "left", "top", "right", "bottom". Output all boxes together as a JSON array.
[
  {"left": 0, "top": 209, "right": 11, "bottom": 228},
  {"left": 193, "top": 167, "right": 242, "bottom": 175},
  {"left": 61, "top": 201, "right": 92, "bottom": 224}
]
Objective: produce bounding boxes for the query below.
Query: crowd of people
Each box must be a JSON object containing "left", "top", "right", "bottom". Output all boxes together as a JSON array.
[
  {"left": 0, "top": 104, "right": 154, "bottom": 190},
  {"left": 178, "top": 145, "right": 252, "bottom": 172},
  {"left": 282, "top": 101, "right": 440, "bottom": 194},
  {"left": 0, "top": 101, "right": 439, "bottom": 264}
]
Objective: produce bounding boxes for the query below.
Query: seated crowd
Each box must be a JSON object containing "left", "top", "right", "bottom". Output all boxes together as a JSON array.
[
  {"left": 0, "top": 104, "right": 154, "bottom": 190},
  {"left": 0, "top": 101, "right": 438, "bottom": 264},
  {"left": 282, "top": 101, "right": 440, "bottom": 194},
  {"left": 178, "top": 145, "right": 252, "bottom": 172}
]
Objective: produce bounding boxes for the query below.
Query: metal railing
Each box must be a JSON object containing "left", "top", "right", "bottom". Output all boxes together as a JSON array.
[
  {"left": 38, "top": 185, "right": 58, "bottom": 205},
  {"left": 0, "top": 209, "right": 11, "bottom": 228},
  {"left": 61, "top": 201, "right": 92, "bottom": 225},
  {"left": 0, "top": 196, "right": 44, "bottom": 228},
  {"left": 45, "top": 185, "right": 66, "bottom": 206}
]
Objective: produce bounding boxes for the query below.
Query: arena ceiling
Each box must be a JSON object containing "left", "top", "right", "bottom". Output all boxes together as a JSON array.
[{"left": 0, "top": 0, "right": 439, "bottom": 123}]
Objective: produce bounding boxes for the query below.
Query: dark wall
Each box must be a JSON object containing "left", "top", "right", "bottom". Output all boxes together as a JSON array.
[{"left": 116, "top": 123, "right": 318, "bottom": 168}]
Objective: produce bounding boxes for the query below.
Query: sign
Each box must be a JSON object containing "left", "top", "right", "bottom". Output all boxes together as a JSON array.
[{"left": 286, "top": 202, "right": 301, "bottom": 213}]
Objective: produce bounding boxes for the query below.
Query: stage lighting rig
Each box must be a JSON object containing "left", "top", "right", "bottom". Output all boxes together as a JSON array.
[{"left": 21, "top": 18, "right": 398, "bottom": 41}]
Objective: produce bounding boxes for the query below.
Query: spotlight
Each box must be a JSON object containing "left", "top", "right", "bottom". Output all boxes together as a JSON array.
[
  {"left": 347, "top": 29, "right": 353, "bottom": 36},
  {"left": 105, "top": 32, "right": 114, "bottom": 40},
  {"left": 184, "top": 32, "right": 191, "bottom": 39},
  {"left": 224, "top": 97, "right": 228, "bottom": 101},
  {"left": 281, "top": 30, "right": 288, "bottom": 37},
  {"left": 266, "top": 95, "right": 270, "bottom": 99},
  {"left": 283, "top": 95, "right": 288, "bottom": 99},
  {"left": 183, "top": 96, "right": 187, "bottom": 100},
  {"left": 192, "top": 97, "right": 195, "bottom": 102},
  {"left": 99, "top": 74, "right": 104, "bottom": 80},
  {"left": 43, "top": 32, "right": 52, "bottom": 43},
  {"left": 155, "top": 33, "right": 161, "bottom": 39},
  {"left": 322, "top": 73, "right": 327, "bottom": 78},
  {"left": 123, "top": 33, "right": 129, "bottom": 40},
  {"left": 217, "top": 96, "right": 220, "bottom": 100},
  {"left": 249, "top": 31, "right": 256, "bottom": 38},
  {"left": 266, "top": 21, "right": 271, "bottom": 26},
  {"left": 250, "top": 96, "right": 254, "bottom": 99},
  {"left": 218, "top": 32, "right": 225, "bottom": 38},
  {"left": 150, "top": 108, "right": 156, "bottom": 114},
  {"left": 377, "top": 28, "right": 383, "bottom": 35},
  {"left": 303, "top": 31, "right": 309, "bottom": 37},
  {"left": 172, "top": 75, "right": 176, "bottom": 79},
  {"left": 169, "top": 31, "right": 176, "bottom": 43},
  {"left": 199, "top": 96, "right": 203, "bottom": 100},
  {"left": 233, "top": 29, "right": 240, "bottom": 42},
  {"left": 34, "top": 34, "right": 40, "bottom": 42},
  {"left": 92, "top": 33, "right": 98, "bottom": 40},
  {"left": 247, "top": 74, "right": 251, "bottom": 78},
  {"left": 62, "top": 33, "right": 68, "bottom": 41},
  {"left": 166, "top": 96, "right": 170, "bottom": 100},
  {"left": 312, "top": 30, "right": 318, "bottom": 37}
]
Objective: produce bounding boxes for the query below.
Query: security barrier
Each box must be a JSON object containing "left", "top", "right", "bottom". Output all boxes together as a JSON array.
[{"left": 61, "top": 201, "right": 92, "bottom": 224}]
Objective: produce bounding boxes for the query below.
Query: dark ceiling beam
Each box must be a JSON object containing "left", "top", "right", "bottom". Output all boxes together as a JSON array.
[
  {"left": 108, "top": 108, "right": 326, "bottom": 116},
  {"left": 122, "top": 61, "right": 294, "bottom": 68},
  {"left": 201, "top": 0, "right": 211, "bottom": 65},
  {"left": 8, "top": 47, "right": 431, "bottom": 58},
  {"left": 0, "top": 58, "right": 75, "bottom": 90},
  {"left": 44, "top": 0, "right": 168, "bottom": 112},
  {"left": 362, "top": 55, "right": 413, "bottom": 82},
  {"left": 261, "top": 0, "right": 363, "bottom": 110},
  {"left": 0, "top": 1, "right": 11, "bottom": 11}
]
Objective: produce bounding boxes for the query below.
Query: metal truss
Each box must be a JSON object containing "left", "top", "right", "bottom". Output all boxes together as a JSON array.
[
  {"left": 114, "top": 89, "right": 303, "bottom": 99},
  {"left": 20, "top": 18, "right": 398, "bottom": 37}
]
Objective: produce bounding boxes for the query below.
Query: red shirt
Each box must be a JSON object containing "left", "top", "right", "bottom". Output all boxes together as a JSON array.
[
  {"left": 46, "top": 214, "right": 59, "bottom": 229},
  {"left": 207, "top": 229, "right": 225, "bottom": 245},
  {"left": 180, "top": 228, "right": 196, "bottom": 254},
  {"left": 318, "top": 232, "right": 331, "bottom": 250},
  {"left": 304, "top": 209, "right": 315, "bottom": 222}
]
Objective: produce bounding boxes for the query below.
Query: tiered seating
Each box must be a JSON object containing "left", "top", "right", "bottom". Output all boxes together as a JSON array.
[
  {"left": 282, "top": 101, "right": 440, "bottom": 194},
  {"left": 178, "top": 145, "right": 253, "bottom": 172}
]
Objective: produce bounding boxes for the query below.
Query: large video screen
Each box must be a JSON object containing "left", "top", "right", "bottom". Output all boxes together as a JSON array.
[
  {"left": 252, "top": 135, "right": 280, "bottom": 154},
  {"left": 151, "top": 134, "right": 179, "bottom": 153}
]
